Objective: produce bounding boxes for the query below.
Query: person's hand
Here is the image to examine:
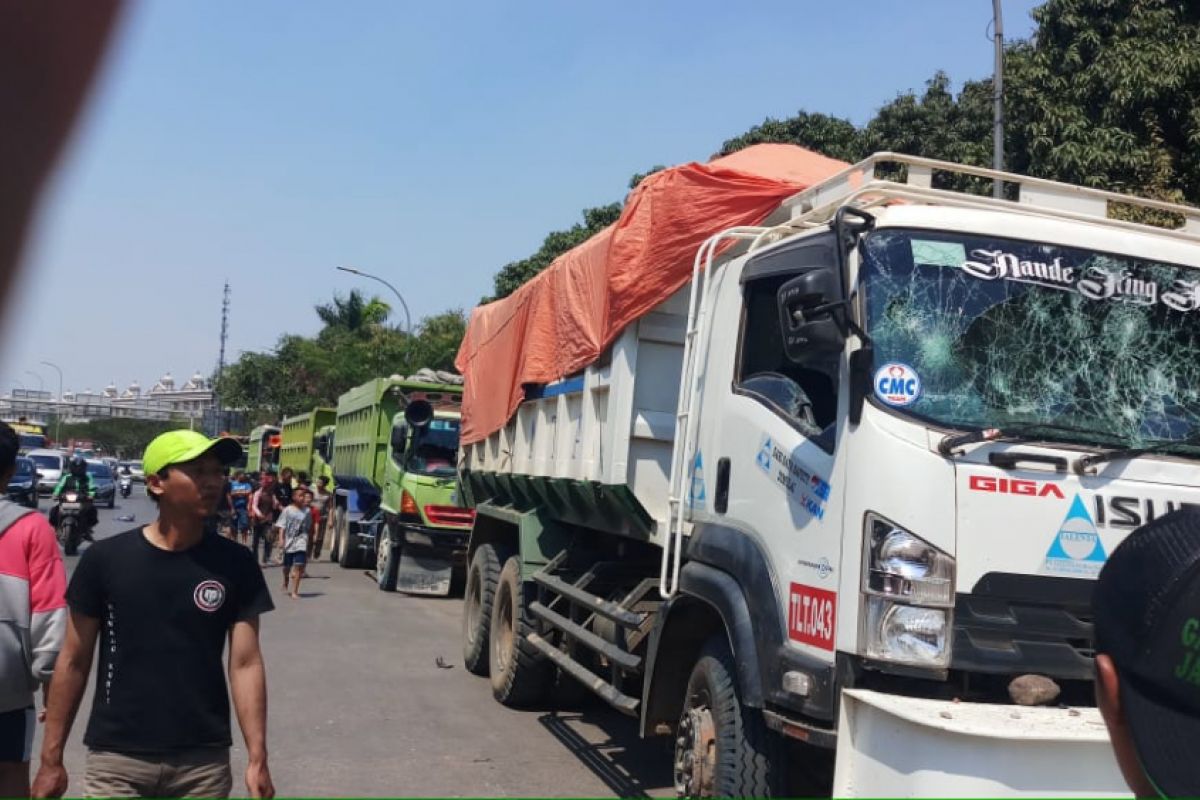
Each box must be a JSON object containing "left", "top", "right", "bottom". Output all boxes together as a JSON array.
[
  {"left": 31, "top": 761, "right": 68, "bottom": 798},
  {"left": 245, "top": 760, "right": 274, "bottom": 799}
]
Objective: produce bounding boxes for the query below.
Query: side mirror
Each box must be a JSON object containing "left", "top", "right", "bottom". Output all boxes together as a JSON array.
[
  {"left": 777, "top": 268, "right": 846, "bottom": 363},
  {"left": 404, "top": 399, "right": 433, "bottom": 429}
]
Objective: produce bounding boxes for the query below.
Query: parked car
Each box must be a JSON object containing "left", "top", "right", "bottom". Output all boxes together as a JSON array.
[
  {"left": 27, "top": 449, "right": 65, "bottom": 496},
  {"left": 6, "top": 457, "right": 39, "bottom": 508},
  {"left": 86, "top": 460, "right": 116, "bottom": 509}
]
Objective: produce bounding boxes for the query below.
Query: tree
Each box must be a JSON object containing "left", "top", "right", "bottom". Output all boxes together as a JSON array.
[
  {"left": 718, "top": 110, "right": 867, "bottom": 162},
  {"left": 314, "top": 290, "right": 391, "bottom": 336},
  {"left": 56, "top": 418, "right": 178, "bottom": 458},
  {"left": 1004, "top": 0, "right": 1200, "bottom": 203}
]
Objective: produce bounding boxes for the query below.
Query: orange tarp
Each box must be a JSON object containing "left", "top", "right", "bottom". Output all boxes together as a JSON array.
[{"left": 455, "top": 144, "right": 849, "bottom": 445}]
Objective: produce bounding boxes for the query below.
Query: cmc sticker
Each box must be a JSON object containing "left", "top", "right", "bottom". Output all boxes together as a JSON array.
[
  {"left": 1042, "top": 494, "right": 1107, "bottom": 579},
  {"left": 755, "top": 435, "right": 830, "bottom": 519},
  {"left": 788, "top": 582, "right": 836, "bottom": 650},
  {"left": 193, "top": 580, "right": 226, "bottom": 613},
  {"left": 873, "top": 362, "right": 922, "bottom": 407}
]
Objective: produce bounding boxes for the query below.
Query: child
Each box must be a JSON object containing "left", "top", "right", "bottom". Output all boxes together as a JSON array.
[{"left": 275, "top": 486, "right": 311, "bottom": 599}]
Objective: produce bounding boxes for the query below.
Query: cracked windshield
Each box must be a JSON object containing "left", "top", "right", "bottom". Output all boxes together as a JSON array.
[{"left": 861, "top": 229, "right": 1200, "bottom": 451}]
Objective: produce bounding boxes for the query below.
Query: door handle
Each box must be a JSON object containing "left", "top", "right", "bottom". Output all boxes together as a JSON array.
[{"left": 715, "top": 457, "right": 731, "bottom": 513}]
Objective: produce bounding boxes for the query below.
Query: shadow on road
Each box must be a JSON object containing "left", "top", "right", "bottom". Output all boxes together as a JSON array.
[{"left": 538, "top": 710, "right": 672, "bottom": 799}]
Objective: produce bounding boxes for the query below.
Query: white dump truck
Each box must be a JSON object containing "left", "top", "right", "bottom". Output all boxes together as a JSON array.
[{"left": 457, "top": 152, "right": 1200, "bottom": 796}]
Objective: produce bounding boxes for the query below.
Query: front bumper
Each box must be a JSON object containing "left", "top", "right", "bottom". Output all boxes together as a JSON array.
[{"left": 832, "top": 689, "right": 1125, "bottom": 797}]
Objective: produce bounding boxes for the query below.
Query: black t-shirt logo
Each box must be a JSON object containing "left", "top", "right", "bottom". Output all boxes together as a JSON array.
[{"left": 193, "top": 580, "right": 226, "bottom": 613}]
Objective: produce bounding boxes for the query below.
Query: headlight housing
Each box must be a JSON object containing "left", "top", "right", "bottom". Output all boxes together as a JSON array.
[{"left": 861, "top": 514, "right": 955, "bottom": 668}]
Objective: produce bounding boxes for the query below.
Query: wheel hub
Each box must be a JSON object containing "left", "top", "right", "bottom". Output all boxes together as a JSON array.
[
  {"left": 673, "top": 705, "right": 716, "bottom": 798},
  {"left": 377, "top": 530, "right": 391, "bottom": 584}
]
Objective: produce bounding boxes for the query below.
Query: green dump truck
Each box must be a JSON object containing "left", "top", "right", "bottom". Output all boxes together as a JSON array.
[
  {"left": 279, "top": 408, "right": 336, "bottom": 484},
  {"left": 246, "top": 424, "right": 280, "bottom": 474},
  {"left": 326, "top": 376, "right": 474, "bottom": 594}
]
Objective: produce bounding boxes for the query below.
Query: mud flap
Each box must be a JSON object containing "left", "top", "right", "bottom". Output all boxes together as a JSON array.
[{"left": 395, "top": 549, "right": 453, "bottom": 596}]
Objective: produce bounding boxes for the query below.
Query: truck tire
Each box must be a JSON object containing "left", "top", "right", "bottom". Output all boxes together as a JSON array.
[
  {"left": 327, "top": 508, "right": 340, "bottom": 562},
  {"left": 488, "top": 556, "right": 550, "bottom": 706},
  {"left": 337, "top": 516, "right": 360, "bottom": 569},
  {"left": 376, "top": 523, "right": 399, "bottom": 592},
  {"left": 462, "top": 543, "right": 502, "bottom": 675},
  {"left": 674, "top": 636, "right": 783, "bottom": 798}
]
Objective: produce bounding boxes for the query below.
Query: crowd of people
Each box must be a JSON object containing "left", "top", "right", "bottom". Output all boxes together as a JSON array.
[{"left": 216, "top": 466, "right": 334, "bottom": 599}]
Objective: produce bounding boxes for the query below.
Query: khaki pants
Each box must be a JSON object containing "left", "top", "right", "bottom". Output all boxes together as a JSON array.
[{"left": 84, "top": 748, "right": 232, "bottom": 798}]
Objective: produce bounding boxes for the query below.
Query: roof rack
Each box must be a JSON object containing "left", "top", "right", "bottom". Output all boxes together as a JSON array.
[{"left": 749, "top": 152, "right": 1200, "bottom": 251}]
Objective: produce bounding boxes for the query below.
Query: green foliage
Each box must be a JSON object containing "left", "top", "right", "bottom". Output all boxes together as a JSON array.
[
  {"left": 718, "top": 111, "right": 868, "bottom": 162},
  {"left": 56, "top": 418, "right": 177, "bottom": 459},
  {"left": 215, "top": 294, "right": 468, "bottom": 427}
]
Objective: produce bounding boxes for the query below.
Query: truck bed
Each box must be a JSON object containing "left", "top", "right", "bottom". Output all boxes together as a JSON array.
[{"left": 463, "top": 287, "right": 688, "bottom": 544}]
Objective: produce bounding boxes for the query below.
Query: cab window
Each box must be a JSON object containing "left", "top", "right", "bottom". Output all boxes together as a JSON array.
[{"left": 736, "top": 272, "right": 840, "bottom": 451}]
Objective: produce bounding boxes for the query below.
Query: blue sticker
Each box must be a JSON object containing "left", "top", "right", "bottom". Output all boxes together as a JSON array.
[
  {"left": 1042, "top": 494, "right": 1107, "bottom": 578},
  {"left": 873, "top": 362, "right": 922, "bottom": 407},
  {"left": 688, "top": 451, "right": 706, "bottom": 507},
  {"left": 754, "top": 434, "right": 830, "bottom": 520}
]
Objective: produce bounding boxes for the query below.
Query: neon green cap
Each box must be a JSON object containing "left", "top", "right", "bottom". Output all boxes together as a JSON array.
[{"left": 142, "top": 430, "right": 243, "bottom": 477}]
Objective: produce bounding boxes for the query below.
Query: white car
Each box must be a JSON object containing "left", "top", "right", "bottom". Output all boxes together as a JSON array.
[{"left": 27, "top": 449, "right": 65, "bottom": 496}]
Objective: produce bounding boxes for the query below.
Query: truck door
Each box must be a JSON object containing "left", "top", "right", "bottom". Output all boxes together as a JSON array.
[{"left": 693, "top": 245, "right": 846, "bottom": 668}]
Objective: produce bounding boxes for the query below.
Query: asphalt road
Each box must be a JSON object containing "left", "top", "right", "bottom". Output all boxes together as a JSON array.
[{"left": 33, "top": 493, "right": 675, "bottom": 798}]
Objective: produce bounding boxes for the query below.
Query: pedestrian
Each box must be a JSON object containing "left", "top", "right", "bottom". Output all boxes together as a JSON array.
[
  {"left": 217, "top": 469, "right": 233, "bottom": 538},
  {"left": 309, "top": 476, "right": 332, "bottom": 560},
  {"left": 1094, "top": 508, "right": 1200, "bottom": 798},
  {"left": 277, "top": 467, "right": 296, "bottom": 497},
  {"left": 32, "top": 430, "right": 275, "bottom": 799},
  {"left": 230, "top": 471, "right": 254, "bottom": 546},
  {"left": 0, "top": 422, "right": 67, "bottom": 798},
  {"left": 296, "top": 471, "right": 309, "bottom": 490},
  {"left": 276, "top": 487, "right": 311, "bottom": 599},
  {"left": 249, "top": 472, "right": 280, "bottom": 566}
]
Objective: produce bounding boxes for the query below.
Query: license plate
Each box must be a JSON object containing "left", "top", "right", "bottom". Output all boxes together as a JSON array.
[{"left": 60, "top": 503, "right": 82, "bottom": 511}]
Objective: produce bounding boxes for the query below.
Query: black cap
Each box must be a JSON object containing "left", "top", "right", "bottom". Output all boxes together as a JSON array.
[{"left": 1094, "top": 508, "right": 1200, "bottom": 798}]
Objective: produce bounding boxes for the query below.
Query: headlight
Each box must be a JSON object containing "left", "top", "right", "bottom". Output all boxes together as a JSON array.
[
  {"left": 863, "top": 514, "right": 953, "bottom": 607},
  {"left": 863, "top": 598, "right": 950, "bottom": 666},
  {"left": 861, "top": 514, "right": 955, "bottom": 668}
]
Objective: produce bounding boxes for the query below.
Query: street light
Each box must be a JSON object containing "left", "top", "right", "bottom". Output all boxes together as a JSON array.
[
  {"left": 40, "top": 361, "right": 63, "bottom": 443},
  {"left": 335, "top": 266, "right": 413, "bottom": 336}
]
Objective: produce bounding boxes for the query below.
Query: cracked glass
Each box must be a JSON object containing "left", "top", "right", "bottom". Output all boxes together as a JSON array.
[{"left": 860, "top": 228, "right": 1200, "bottom": 451}]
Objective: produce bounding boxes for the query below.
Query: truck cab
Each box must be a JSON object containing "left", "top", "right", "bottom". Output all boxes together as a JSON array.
[{"left": 460, "top": 152, "right": 1200, "bottom": 796}]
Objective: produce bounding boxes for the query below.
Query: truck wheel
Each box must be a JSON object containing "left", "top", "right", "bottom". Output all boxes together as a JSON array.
[
  {"left": 674, "top": 636, "right": 783, "bottom": 798},
  {"left": 327, "top": 510, "right": 340, "bottom": 562},
  {"left": 462, "top": 544, "right": 502, "bottom": 675},
  {"left": 376, "top": 523, "right": 399, "bottom": 592},
  {"left": 337, "top": 516, "right": 360, "bottom": 569},
  {"left": 488, "top": 556, "right": 550, "bottom": 706}
]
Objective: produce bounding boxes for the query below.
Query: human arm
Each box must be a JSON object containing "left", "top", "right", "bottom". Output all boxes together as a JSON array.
[
  {"left": 229, "top": 617, "right": 274, "bottom": 798},
  {"left": 26, "top": 516, "right": 67, "bottom": 685},
  {"left": 50, "top": 474, "right": 67, "bottom": 499},
  {"left": 32, "top": 610, "right": 99, "bottom": 798}
]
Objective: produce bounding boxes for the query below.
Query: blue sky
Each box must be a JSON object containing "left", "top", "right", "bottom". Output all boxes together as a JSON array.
[{"left": 3, "top": 0, "right": 1041, "bottom": 397}]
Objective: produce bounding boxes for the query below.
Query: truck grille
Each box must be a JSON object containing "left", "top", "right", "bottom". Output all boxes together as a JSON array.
[{"left": 952, "top": 573, "right": 1095, "bottom": 681}]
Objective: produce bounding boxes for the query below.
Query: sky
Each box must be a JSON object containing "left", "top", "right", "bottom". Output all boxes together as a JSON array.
[{"left": 2, "top": 0, "right": 1042, "bottom": 397}]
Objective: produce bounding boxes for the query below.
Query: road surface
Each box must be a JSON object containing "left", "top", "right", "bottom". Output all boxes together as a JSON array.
[{"left": 33, "top": 492, "right": 675, "bottom": 797}]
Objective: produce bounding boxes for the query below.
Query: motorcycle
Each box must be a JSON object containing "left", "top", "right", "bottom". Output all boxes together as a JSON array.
[
  {"left": 119, "top": 474, "right": 132, "bottom": 498},
  {"left": 55, "top": 491, "right": 90, "bottom": 556}
]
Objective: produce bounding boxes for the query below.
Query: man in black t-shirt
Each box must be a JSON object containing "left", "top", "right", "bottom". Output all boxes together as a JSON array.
[{"left": 33, "top": 431, "right": 275, "bottom": 799}]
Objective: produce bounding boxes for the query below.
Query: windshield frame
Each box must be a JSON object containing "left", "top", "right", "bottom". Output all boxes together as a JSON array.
[
  {"left": 856, "top": 225, "right": 1200, "bottom": 452},
  {"left": 405, "top": 419, "right": 461, "bottom": 478}
]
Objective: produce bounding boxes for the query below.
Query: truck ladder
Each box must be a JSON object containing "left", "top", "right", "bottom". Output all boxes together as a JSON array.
[
  {"left": 662, "top": 227, "right": 766, "bottom": 599},
  {"left": 527, "top": 559, "right": 660, "bottom": 716}
]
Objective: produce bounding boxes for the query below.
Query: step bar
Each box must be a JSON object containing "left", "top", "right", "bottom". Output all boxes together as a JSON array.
[{"left": 526, "top": 562, "right": 656, "bottom": 716}]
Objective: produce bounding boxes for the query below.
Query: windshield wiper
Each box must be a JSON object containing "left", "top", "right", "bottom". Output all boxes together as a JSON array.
[
  {"left": 1073, "top": 431, "right": 1200, "bottom": 474},
  {"left": 937, "top": 422, "right": 1120, "bottom": 458}
]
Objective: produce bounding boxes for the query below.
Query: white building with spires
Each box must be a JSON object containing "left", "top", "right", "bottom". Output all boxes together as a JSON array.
[{"left": 5, "top": 370, "right": 216, "bottom": 423}]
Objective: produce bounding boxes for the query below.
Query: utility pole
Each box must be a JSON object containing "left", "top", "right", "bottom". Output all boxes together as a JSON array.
[
  {"left": 992, "top": 0, "right": 1005, "bottom": 198},
  {"left": 40, "top": 361, "right": 63, "bottom": 443},
  {"left": 214, "top": 280, "right": 230, "bottom": 434}
]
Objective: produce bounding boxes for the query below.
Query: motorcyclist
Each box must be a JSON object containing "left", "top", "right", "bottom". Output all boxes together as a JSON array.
[{"left": 50, "top": 455, "right": 98, "bottom": 538}]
